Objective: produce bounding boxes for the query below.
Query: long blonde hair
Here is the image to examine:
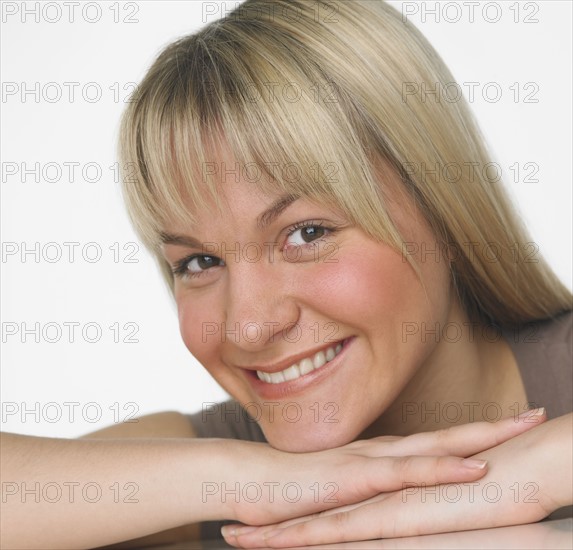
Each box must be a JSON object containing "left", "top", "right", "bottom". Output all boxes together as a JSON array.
[{"left": 118, "top": 0, "right": 571, "bottom": 326}]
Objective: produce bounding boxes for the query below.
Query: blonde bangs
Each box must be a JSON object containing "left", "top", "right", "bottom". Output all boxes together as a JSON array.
[
  {"left": 119, "top": 0, "right": 571, "bottom": 323},
  {"left": 119, "top": 19, "right": 403, "bottom": 257}
]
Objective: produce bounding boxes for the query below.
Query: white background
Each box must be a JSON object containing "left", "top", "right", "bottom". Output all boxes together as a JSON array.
[{"left": 1, "top": 1, "right": 571, "bottom": 437}]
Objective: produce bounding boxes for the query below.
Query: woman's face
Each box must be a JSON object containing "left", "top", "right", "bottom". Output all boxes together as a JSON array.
[{"left": 161, "top": 158, "right": 453, "bottom": 452}]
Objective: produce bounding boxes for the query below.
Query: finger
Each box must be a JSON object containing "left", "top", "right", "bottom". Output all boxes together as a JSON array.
[
  {"left": 371, "top": 454, "right": 488, "bottom": 493},
  {"left": 227, "top": 455, "right": 487, "bottom": 537},
  {"left": 371, "top": 408, "right": 546, "bottom": 458},
  {"left": 273, "top": 491, "right": 392, "bottom": 527},
  {"left": 224, "top": 498, "right": 398, "bottom": 548},
  {"left": 227, "top": 472, "right": 550, "bottom": 549},
  {"left": 308, "top": 455, "right": 489, "bottom": 507},
  {"left": 222, "top": 491, "right": 391, "bottom": 543}
]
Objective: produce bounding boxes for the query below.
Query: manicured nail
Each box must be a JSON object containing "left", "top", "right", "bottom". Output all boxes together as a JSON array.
[
  {"left": 462, "top": 458, "right": 488, "bottom": 470},
  {"left": 221, "top": 525, "right": 258, "bottom": 538},
  {"left": 517, "top": 407, "right": 545, "bottom": 419}
]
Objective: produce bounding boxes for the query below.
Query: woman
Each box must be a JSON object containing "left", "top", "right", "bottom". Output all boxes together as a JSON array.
[
  {"left": 2, "top": 1, "right": 571, "bottom": 548},
  {"left": 119, "top": 0, "right": 573, "bottom": 544}
]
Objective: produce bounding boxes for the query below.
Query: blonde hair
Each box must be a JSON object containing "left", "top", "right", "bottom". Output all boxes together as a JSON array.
[{"left": 119, "top": 0, "right": 571, "bottom": 326}]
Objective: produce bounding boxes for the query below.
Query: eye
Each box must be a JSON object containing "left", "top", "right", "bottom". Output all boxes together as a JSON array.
[
  {"left": 285, "top": 223, "right": 328, "bottom": 246},
  {"left": 188, "top": 255, "right": 223, "bottom": 273},
  {"left": 172, "top": 254, "right": 225, "bottom": 278}
]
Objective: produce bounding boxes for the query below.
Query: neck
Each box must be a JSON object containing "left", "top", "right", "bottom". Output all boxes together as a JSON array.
[{"left": 359, "top": 299, "right": 528, "bottom": 438}]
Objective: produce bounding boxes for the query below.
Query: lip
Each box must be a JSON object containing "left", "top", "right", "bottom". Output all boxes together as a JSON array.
[
  {"left": 241, "top": 337, "right": 354, "bottom": 399},
  {"left": 239, "top": 339, "right": 347, "bottom": 375}
]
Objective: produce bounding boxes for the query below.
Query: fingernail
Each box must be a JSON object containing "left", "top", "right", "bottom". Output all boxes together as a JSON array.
[
  {"left": 462, "top": 458, "right": 488, "bottom": 470},
  {"left": 517, "top": 407, "right": 545, "bottom": 419},
  {"left": 221, "top": 525, "right": 258, "bottom": 538}
]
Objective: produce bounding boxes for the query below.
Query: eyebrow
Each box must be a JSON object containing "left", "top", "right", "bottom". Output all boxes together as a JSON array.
[
  {"left": 257, "top": 194, "right": 298, "bottom": 229},
  {"left": 159, "top": 232, "right": 202, "bottom": 248},
  {"left": 160, "top": 194, "right": 299, "bottom": 248}
]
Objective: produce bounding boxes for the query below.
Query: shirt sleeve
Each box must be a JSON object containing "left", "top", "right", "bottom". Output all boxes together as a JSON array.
[{"left": 186, "top": 399, "right": 267, "bottom": 442}]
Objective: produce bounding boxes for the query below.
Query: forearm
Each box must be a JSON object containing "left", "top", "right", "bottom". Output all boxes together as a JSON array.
[{"left": 0, "top": 432, "right": 233, "bottom": 549}]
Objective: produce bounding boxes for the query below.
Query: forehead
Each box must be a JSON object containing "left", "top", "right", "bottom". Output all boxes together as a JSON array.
[
  {"left": 163, "top": 183, "right": 288, "bottom": 233},
  {"left": 164, "top": 140, "right": 291, "bottom": 226},
  {"left": 146, "top": 115, "right": 401, "bottom": 254},
  {"left": 162, "top": 131, "right": 340, "bottom": 232}
]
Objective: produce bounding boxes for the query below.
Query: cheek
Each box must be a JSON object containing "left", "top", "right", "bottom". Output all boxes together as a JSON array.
[
  {"left": 305, "top": 245, "right": 441, "bottom": 329},
  {"left": 176, "top": 291, "right": 223, "bottom": 373},
  {"left": 299, "top": 242, "right": 452, "bottom": 385}
]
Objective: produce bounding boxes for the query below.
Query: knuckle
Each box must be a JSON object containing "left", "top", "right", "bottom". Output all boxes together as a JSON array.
[
  {"left": 434, "top": 455, "right": 451, "bottom": 480},
  {"left": 331, "top": 509, "right": 352, "bottom": 539},
  {"left": 395, "top": 455, "right": 417, "bottom": 476},
  {"left": 432, "top": 426, "right": 457, "bottom": 452},
  {"left": 434, "top": 426, "right": 452, "bottom": 443}
]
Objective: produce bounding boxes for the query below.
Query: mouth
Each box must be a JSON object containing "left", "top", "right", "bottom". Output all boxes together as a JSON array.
[{"left": 255, "top": 340, "right": 345, "bottom": 384}]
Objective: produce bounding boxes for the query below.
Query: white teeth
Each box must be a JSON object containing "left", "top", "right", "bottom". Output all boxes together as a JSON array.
[
  {"left": 257, "top": 371, "right": 272, "bottom": 383},
  {"left": 299, "top": 358, "right": 314, "bottom": 375},
  {"left": 282, "top": 365, "right": 301, "bottom": 381},
  {"left": 256, "top": 341, "right": 344, "bottom": 385},
  {"left": 268, "top": 370, "right": 285, "bottom": 384},
  {"left": 312, "top": 351, "right": 326, "bottom": 370}
]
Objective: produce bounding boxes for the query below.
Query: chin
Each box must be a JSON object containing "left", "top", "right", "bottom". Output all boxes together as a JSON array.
[{"left": 261, "top": 420, "right": 360, "bottom": 453}]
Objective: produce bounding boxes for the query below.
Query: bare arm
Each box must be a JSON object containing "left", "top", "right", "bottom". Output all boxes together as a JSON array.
[
  {"left": 84, "top": 411, "right": 202, "bottom": 548},
  {"left": 1, "top": 411, "right": 544, "bottom": 549},
  {"left": 0, "top": 426, "right": 231, "bottom": 550}
]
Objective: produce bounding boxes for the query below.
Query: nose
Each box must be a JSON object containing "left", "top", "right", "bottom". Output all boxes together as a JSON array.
[{"left": 223, "top": 260, "right": 300, "bottom": 350}]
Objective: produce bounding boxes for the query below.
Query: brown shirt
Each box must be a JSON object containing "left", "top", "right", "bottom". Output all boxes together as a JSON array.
[
  {"left": 502, "top": 310, "right": 572, "bottom": 419},
  {"left": 188, "top": 310, "right": 572, "bottom": 537}
]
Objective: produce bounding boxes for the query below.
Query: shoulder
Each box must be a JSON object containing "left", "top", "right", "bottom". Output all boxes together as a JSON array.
[
  {"left": 503, "top": 310, "right": 572, "bottom": 419},
  {"left": 504, "top": 309, "right": 572, "bottom": 358},
  {"left": 535, "top": 309, "right": 572, "bottom": 346},
  {"left": 186, "top": 400, "right": 267, "bottom": 442}
]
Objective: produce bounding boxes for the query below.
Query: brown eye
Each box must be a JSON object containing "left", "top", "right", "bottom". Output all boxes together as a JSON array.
[
  {"left": 188, "top": 255, "right": 222, "bottom": 272},
  {"left": 301, "top": 226, "right": 326, "bottom": 242},
  {"left": 287, "top": 225, "right": 327, "bottom": 246}
]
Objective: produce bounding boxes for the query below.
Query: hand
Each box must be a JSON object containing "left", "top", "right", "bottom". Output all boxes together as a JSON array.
[
  {"left": 217, "top": 408, "right": 549, "bottom": 533},
  {"left": 221, "top": 408, "right": 563, "bottom": 547}
]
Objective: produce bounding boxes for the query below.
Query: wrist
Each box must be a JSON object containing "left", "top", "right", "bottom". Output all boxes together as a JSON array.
[
  {"left": 183, "top": 438, "right": 241, "bottom": 522},
  {"left": 535, "top": 414, "right": 573, "bottom": 510}
]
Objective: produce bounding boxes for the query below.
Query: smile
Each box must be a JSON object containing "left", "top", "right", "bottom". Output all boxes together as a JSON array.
[{"left": 256, "top": 341, "right": 344, "bottom": 384}]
